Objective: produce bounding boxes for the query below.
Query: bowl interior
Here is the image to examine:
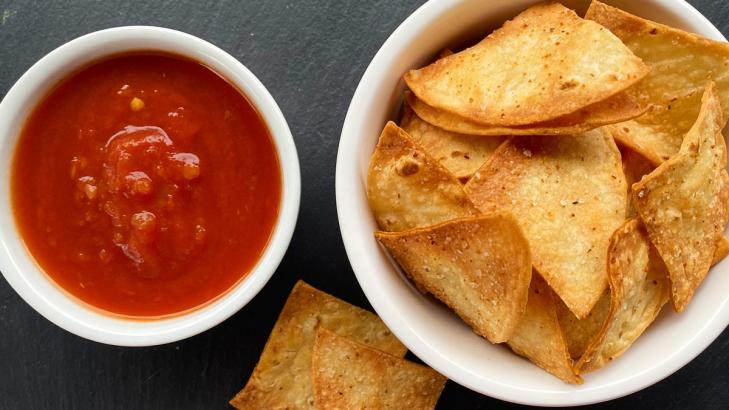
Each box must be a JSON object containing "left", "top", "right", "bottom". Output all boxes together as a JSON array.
[
  {"left": 337, "top": 0, "right": 728, "bottom": 406},
  {"left": 0, "top": 27, "right": 299, "bottom": 346}
]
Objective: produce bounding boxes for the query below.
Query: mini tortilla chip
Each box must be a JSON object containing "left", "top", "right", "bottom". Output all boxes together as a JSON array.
[
  {"left": 465, "top": 129, "right": 626, "bottom": 318},
  {"left": 576, "top": 218, "right": 670, "bottom": 373},
  {"left": 632, "top": 83, "right": 729, "bottom": 312},
  {"left": 376, "top": 214, "right": 531, "bottom": 343},
  {"left": 404, "top": 3, "right": 648, "bottom": 126},
  {"left": 620, "top": 146, "right": 656, "bottom": 217},
  {"left": 405, "top": 87, "right": 647, "bottom": 136},
  {"left": 507, "top": 273, "right": 582, "bottom": 384},
  {"left": 230, "top": 281, "right": 406, "bottom": 410},
  {"left": 367, "top": 122, "right": 478, "bottom": 232},
  {"left": 556, "top": 290, "right": 610, "bottom": 360},
  {"left": 587, "top": 0, "right": 729, "bottom": 164},
  {"left": 312, "top": 328, "right": 446, "bottom": 410},
  {"left": 400, "top": 103, "right": 504, "bottom": 181}
]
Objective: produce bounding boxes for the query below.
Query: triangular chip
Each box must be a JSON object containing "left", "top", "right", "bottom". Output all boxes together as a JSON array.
[
  {"left": 507, "top": 273, "right": 582, "bottom": 384},
  {"left": 714, "top": 236, "right": 729, "bottom": 266},
  {"left": 609, "top": 91, "right": 703, "bottom": 166},
  {"left": 632, "top": 83, "right": 729, "bottom": 312},
  {"left": 465, "top": 129, "right": 627, "bottom": 318},
  {"left": 556, "top": 290, "right": 610, "bottom": 360},
  {"left": 406, "top": 88, "right": 648, "bottom": 136},
  {"left": 620, "top": 145, "right": 655, "bottom": 217},
  {"left": 587, "top": 0, "right": 729, "bottom": 164},
  {"left": 376, "top": 214, "right": 531, "bottom": 343},
  {"left": 230, "top": 281, "right": 406, "bottom": 410},
  {"left": 400, "top": 103, "right": 504, "bottom": 181},
  {"left": 404, "top": 2, "right": 648, "bottom": 126},
  {"left": 367, "top": 122, "right": 478, "bottom": 232},
  {"left": 576, "top": 218, "right": 670, "bottom": 373},
  {"left": 312, "top": 328, "right": 446, "bottom": 410}
]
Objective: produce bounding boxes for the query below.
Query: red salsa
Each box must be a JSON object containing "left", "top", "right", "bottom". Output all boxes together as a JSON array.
[{"left": 11, "top": 54, "right": 281, "bottom": 317}]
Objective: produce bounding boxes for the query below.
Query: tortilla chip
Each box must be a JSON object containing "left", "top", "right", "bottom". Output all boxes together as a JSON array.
[
  {"left": 404, "top": 3, "right": 648, "bottom": 126},
  {"left": 507, "top": 273, "right": 582, "bottom": 384},
  {"left": 367, "top": 122, "right": 479, "bottom": 232},
  {"left": 406, "top": 89, "right": 647, "bottom": 136},
  {"left": 632, "top": 83, "right": 729, "bottom": 312},
  {"left": 576, "top": 218, "right": 670, "bottom": 373},
  {"left": 400, "top": 103, "right": 504, "bottom": 181},
  {"left": 312, "top": 328, "right": 446, "bottom": 410},
  {"left": 714, "top": 236, "right": 729, "bottom": 266},
  {"left": 376, "top": 214, "right": 532, "bottom": 343},
  {"left": 556, "top": 290, "right": 610, "bottom": 360},
  {"left": 587, "top": 0, "right": 729, "bottom": 164},
  {"left": 465, "top": 129, "right": 627, "bottom": 318},
  {"left": 620, "top": 146, "right": 656, "bottom": 217},
  {"left": 230, "top": 281, "right": 406, "bottom": 410}
]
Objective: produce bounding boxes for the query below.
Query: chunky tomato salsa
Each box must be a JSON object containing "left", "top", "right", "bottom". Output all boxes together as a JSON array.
[{"left": 11, "top": 54, "right": 281, "bottom": 317}]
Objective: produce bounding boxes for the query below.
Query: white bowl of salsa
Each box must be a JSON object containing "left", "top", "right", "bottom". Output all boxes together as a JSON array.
[{"left": 0, "top": 26, "right": 300, "bottom": 346}]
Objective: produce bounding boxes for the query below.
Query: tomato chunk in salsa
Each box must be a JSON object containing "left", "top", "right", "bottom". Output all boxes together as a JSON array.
[{"left": 11, "top": 54, "right": 281, "bottom": 317}]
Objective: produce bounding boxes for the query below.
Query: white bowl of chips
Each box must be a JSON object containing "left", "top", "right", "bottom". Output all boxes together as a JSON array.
[{"left": 336, "top": 0, "right": 729, "bottom": 406}]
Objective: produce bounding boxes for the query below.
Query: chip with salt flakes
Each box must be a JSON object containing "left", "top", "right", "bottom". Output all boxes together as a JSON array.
[
  {"left": 404, "top": 2, "right": 648, "bottom": 126},
  {"left": 576, "top": 218, "right": 670, "bottom": 373},
  {"left": 405, "top": 88, "right": 647, "bottom": 137},
  {"left": 376, "top": 213, "right": 532, "bottom": 343},
  {"left": 465, "top": 129, "right": 626, "bottom": 319},
  {"left": 400, "top": 103, "right": 504, "bottom": 182},
  {"left": 632, "top": 83, "right": 729, "bottom": 312},
  {"left": 556, "top": 290, "right": 610, "bottom": 360},
  {"left": 311, "top": 328, "right": 446, "bottom": 410},
  {"left": 620, "top": 146, "right": 656, "bottom": 217},
  {"left": 507, "top": 273, "right": 582, "bottom": 384},
  {"left": 230, "top": 281, "right": 406, "bottom": 410},
  {"left": 367, "top": 121, "right": 478, "bottom": 232}
]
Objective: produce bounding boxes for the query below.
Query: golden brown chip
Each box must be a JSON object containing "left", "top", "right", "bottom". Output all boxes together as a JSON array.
[
  {"left": 404, "top": 3, "right": 648, "bottom": 126},
  {"left": 230, "top": 281, "right": 406, "bottom": 410},
  {"left": 714, "top": 236, "right": 729, "bottom": 266},
  {"left": 367, "top": 122, "right": 479, "bottom": 232},
  {"left": 620, "top": 145, "right": 656, "bottom": 217},
  {"left": 400, "top": 103, "right": 504, "bottom": 181},
  {"left": 632, "top": 83, "right": 729, "bottom": 312},
  {"left": 465, "top": 129, "right": 626, "bottom": 318},
  {"left": 556, "top": 290, "right": 610, "bottom": 360},
  {"left": 406, "top": 88, "right": 647, "bottom": 136},
  {"left": 312, "top": 328, "right": 446, "bottom": 410},
  {"left": 576, "top": 218, "right": 670, "bottom": 373},
  {"left": 587, "top": 0, "right": 729, "bottom": 164},
  {"left": 507, "top": 273, "right": 582, "bottom": 384},
  {"left": 376, "top": 213, "right": 532, "bottom": 343}
]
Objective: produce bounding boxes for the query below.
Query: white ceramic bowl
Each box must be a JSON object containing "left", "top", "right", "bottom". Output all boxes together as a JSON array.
[
  {"left": 336, "top": 0, "right": 728, "bottom": 406},
  {"left": 0, "top": 26, "right": 300, "bottom": 346}
]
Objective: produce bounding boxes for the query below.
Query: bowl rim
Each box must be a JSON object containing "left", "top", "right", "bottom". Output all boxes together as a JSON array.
[
  {"left": 336, "top": 0, "right": 727, "bottom": 405},
  {"left": 0, "top": 25, "right": 301, "bottom": 346}
]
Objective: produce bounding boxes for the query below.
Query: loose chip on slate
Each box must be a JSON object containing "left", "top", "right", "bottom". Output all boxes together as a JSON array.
[
  {"left": 632, "top": 83, "right": 729, "bottom": 312},
  {"left": 230, "top": 281, "right": 406, "bottom": 410},
  {"left": 400, "top": 103, "right": 504, "bottom": 181},
  {"left": 576, "top": 218, "right": 670, "bottom": 373},
  {"left": 367, "top": 121, "right": 478, "bottom": 232},
  {"left": 507, "top": 273, "right": 582, "bottom": 384},
  {"left": 404, "top": 2, "right": 648, "bottom": 126},
  {"left": 587, "top": 0, "right": 729, "bottom": 163},
  {"left": 620, "top": 146, "right": 656, "bottom": 217},
  {"left": 376, "top": 213, "right": 532, "bottom": 343},
  {"left": 311, "top": 328, "right": 446, "bottom": 410},
  {"left": 556, "top": 290, "right": 610, "bottom": 360},
  {"left": 465, "top": 129, "right": 627, "bottom": 318},
  {"left": 406, "top": 87, "right": 647, "bottom": 136}
]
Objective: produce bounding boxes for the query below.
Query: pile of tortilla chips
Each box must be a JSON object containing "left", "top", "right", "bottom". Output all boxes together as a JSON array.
[
  {"left": 230, "top": 281, "right": 446, "bottom": 409},
  {"left": 368, "top": 1, "right": 729, "bottom": 383}
]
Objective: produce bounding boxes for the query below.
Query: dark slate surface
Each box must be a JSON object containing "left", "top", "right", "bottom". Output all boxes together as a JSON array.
[{"left": 1, "top": 0, "right": 729, "bottom": 408}]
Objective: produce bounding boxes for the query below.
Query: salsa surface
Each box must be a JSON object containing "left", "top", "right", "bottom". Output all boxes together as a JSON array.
[{"left": 11, "top": 54, "right": 281, "bottom": 317}]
